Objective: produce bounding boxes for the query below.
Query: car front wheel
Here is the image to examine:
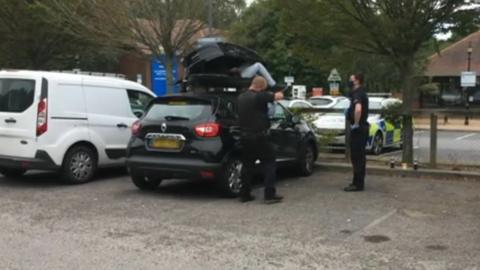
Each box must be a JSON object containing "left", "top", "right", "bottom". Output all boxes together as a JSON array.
[{"left": 298, "top": 143, "right": 316, "bottom": 176}]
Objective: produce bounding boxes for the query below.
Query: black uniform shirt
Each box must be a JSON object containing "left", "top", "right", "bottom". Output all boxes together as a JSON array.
[
  {"left": 237, "top": 90, "right": 274, "bottom": 133},
  {"left": 348, "top": 87, "right": 369, "bottom": 126}
]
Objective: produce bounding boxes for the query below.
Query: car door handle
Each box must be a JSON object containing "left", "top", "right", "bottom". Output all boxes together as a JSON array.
[
  {"left": 4, "top": 118, "right": 16, "bottom": 124},
  {"left": 116, "top": 123, "right": 128, "bottom": 128}
]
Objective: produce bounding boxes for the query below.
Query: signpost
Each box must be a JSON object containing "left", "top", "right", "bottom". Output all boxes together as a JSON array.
[
  {"left": 461, "top": 71, "right": 476, "bottom": 87},
  {"left": 284, "top": 76, "right": 295, "bottom": 86},
  {"left": 327, "top": 68, "right": 342, "bottom": 96}
]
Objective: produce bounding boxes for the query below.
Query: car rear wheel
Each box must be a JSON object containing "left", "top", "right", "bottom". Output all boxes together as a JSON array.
[
  {"left": 0, "top": 168, "right": 26, "bottom": 178},
  {"left": 371, "top": 133, "right": 384, "bottom": 155},
  {"left": 62, "top": 146, "right": 97, "bottom": 184},
  {"left": 131, "top": 172, "right": 162, "bottom": 190},
  {"left": 219, "top": 157, "right": 243, "bottom": 197},
  {"left": 298, "top": 143, "right": 316, "bottom": 176}
]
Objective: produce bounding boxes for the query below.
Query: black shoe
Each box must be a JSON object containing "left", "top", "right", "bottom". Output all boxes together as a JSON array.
[
  {"left": 239, "top": 194, "right": 255, "bottom": 203},
  {"left": 343, "top": 185, "right": 364, "bottom": 192},
  {"left": 264, "top": 194, "right": 283, "bottom": 204}
]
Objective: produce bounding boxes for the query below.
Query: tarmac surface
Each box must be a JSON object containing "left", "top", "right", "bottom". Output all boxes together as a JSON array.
[{"left": 0, "top": 169, "right": 479, "bottom": 270}]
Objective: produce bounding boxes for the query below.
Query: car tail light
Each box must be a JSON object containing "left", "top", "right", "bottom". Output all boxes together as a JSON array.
[
  {"left": 195, "top": 123, "right": 220, "bottom": 137},
  {"left": 36, "top": 98, "right": 48, "bottom": 136},
  {"left": 132, "top": 120, "right": 142, "bottom": 137}
]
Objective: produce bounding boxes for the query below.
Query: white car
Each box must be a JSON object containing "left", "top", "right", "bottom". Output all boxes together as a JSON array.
[
  {"left": 0, "top": 70, "right": 155, "bottom": 183},
  {"left": 313, "top": 97, "right": 403, "bottom": 154},
  {"left": 308, "top": 95, "right": 348, "bottom": 109}
]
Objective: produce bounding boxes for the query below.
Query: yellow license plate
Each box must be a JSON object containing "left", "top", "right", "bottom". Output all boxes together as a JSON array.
[{"left": 151, "top": 138, "right": 181, "bottom": 149}]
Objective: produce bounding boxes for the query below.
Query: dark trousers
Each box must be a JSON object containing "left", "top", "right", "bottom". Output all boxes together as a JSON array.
[
  {"left": 240, "top": 134, "right": 277, "bottom": 198},
  {"left": 350, "top": 126, "right": 368, "bottom": 189}
]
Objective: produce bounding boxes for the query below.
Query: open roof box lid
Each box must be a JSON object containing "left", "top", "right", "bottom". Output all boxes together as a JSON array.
[{"left": 183, "top": 42, "right": 264, "bottom": 90}]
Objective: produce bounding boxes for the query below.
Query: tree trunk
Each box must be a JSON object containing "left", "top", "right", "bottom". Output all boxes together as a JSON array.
[
  {"left": 164, "top": 52, "right": 175, "bottom": 94},
  {"left": 398, "top": 58, "right": 415, "bottom": 164}
]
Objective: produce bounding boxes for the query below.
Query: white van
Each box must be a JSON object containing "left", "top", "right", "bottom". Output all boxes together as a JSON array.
[{"left": 0, "top": 70, "right": 155, "bottom": 183}]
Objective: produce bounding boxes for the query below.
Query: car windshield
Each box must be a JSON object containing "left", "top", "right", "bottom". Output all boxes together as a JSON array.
[{"left": 278, "top": 100, "right": 291, "bottom": 107}]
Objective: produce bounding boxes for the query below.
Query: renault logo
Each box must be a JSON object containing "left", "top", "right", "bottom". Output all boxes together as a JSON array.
[{"left": 161, "top": 123, "right": 167, "bottom": 133}]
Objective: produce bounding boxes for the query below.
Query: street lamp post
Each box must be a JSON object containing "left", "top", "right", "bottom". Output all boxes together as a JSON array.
[{"left": 465, "top": 42, "right": 473, "bottom": 125}]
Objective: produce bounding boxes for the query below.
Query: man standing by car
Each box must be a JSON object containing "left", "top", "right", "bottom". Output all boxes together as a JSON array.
[
  {"left": 345, "top": 73, "right": 369, "bottom": 192},
  {"left": 237, "top": 76, "right": 284, "bottom": 203}
]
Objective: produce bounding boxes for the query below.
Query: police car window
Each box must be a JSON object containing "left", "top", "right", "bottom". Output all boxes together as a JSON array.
[
  {"left": 127, "top": 90, "right": 154, "bottom": 118},
  {"left": 309, "top": 98, "right": 331, "bottom": 106},
  {"left": 0, "top": 79, "right": 35, "bottom": 113},
  {"left": 333, "top": 99, "right": 350, "bottom": 109},
  {"left": 369, "top": 101, "right": 383, "bottom": 110}
]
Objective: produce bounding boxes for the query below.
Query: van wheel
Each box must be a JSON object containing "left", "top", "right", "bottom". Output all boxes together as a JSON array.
[
  {"left": 218, "top": 157, "right": 243, "bottom": 197},
  {"left": 62, "top": 146, "right": 97, "bottom": 184},
  {"left": 0, "top": 168, "right": 26, "bottom": 178},
  {"left": 371, "top": 133, "right": 384, "bottom": 155},
  {"left": 131, "top": 172, "right": 162, "bottom": 190},
  {"left": 298, "top": 143, "right": 315, "bottom": 176}
]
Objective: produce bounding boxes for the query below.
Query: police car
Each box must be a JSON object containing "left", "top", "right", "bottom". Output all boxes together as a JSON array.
[{"left": 312, "top": 97, "right": 402, "bottom": 155}]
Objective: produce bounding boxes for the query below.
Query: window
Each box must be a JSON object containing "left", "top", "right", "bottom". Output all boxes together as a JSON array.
[
  {"left": 271, "top": 103, "right": 287, "bottom": 120},
  {"left": 0, "top": 79, "right": 35, "bottom": 113},
  {"left": 333, "top": 99, "right": 350, "bottom": 109},
  {"left": 145, "top": 98, "right": 212, "bottom": 121},
  {"left": 309, "top": 98, "right": 332, "bottom": 106},
  {"left": 127, "top": 90, "right": 154, "bottom": 118}
]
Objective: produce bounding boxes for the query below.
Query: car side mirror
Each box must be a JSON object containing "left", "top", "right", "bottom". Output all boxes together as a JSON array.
[
  {"left": 134, "top": 111, "right": 144, "bottom": 118},
  {"left": 291, "top": 115, "right": 301, "bottom": 124}
]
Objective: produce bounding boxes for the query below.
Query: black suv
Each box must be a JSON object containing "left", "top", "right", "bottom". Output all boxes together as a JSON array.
[{"left": 126, "top": 43, "right": 318, "bottom": 196}]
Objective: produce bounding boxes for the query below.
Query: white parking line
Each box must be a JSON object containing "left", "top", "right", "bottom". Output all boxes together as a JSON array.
[{"left": 454, "top": 133, "right": 477, "bottom": 141}]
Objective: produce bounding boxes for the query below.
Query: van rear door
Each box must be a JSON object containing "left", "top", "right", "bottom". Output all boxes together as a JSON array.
[{"left": 0, "top": 76, "right": 42, "bottom": 158}]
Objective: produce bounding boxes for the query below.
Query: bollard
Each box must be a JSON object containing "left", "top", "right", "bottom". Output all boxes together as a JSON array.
[
  {"left": 444, "top": 115, "right": 448, "bottom": 125},
  {"left": 430, "top": 113, "right": 437, "bottom": 168}
]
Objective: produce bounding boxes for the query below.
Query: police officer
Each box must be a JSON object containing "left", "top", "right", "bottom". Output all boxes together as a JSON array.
[
  {"left": 344, "top": 73, "right": 369, "bottom": 192},
  {"left": 237, "top": 76, "right": 284, "bottom": 203}
]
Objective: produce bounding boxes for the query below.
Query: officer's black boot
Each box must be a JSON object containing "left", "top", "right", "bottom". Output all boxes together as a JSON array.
[{"left": 264, "top": 188, "right": 283, "bottom": 204}]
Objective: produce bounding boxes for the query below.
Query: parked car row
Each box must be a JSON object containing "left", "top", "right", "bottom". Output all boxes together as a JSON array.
[
  {"left": 0, "top": 42, "right": 403, "bottom": 197},
  {"left": 0, "top": 43, "right": 320, "bottom": 197}
]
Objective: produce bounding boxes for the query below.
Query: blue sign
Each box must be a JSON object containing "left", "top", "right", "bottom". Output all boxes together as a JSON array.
[{"left": 151, "top": 56, "right": 179, "bottom": 96}]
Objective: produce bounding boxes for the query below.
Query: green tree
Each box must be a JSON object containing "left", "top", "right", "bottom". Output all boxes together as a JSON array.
[
  {"left": 0, "top": 0, "right": 119, "bottom": 71},
  {"left": 327, "top": 0, "right": 465, "bottom": 163},
  {"left": 229, "top": 0, "right": 402, "bottom": 92}
]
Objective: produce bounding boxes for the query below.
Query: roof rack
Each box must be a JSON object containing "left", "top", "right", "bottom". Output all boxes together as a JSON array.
[{"left": 52, "top": 69, "right": 126, "bottom": 79}]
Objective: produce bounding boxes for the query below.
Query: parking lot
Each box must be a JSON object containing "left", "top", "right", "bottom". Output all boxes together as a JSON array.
[{"left": 0, "top": 169, "right": 479, "bottom": 270}]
